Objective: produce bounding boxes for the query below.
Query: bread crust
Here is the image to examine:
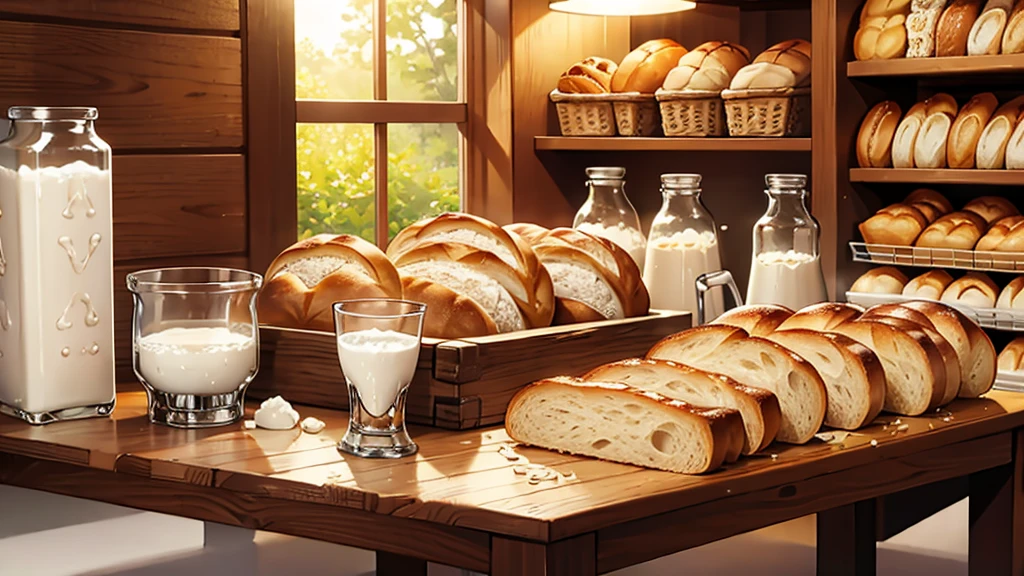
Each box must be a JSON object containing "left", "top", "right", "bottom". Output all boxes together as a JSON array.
[
  {"left": 850, "top": 266, "right": 910, "bottom": 294},
  {"left": 998, "top": 336, "right": 1024, "bottom": 372},
  {"left": 902, "top": 300, "right": 996, "bottom": 397},
  {"left": 903, "top": 270, "right": 955, "bottom": 299},
  {"left": 893, "top": 94, "right": 958, "bottom": 168},
  {"left": 963, "top": 195, "right": 1020, "bottom": 224},
  {"left": 662, "top": 41, "right": 750, "bottom": 92},
  {"left": 557, "top": 57, "right": 618, "bottom": 94},
  {"left": 777, "top": 302, "right": 864, "bottom": 331},
  {"left": 969, "top": 0, "right": 1014, "bottom": 55},
  {"left": 711, "top": 304, "right": 795, "bottom": 336},
  {"left": 857, "top": 101, "right": 903, "bottom": 167},
  {"left": 915, "top": 211, "right": 988, "bottom": 249},
  {"left": 753, "top": 39, "right": 812, "bottom": 86},
  {"left": 976, "top": 215, "right": 1024, "bottom": 250},
  {"left": 860, "top": 203, "right": 928, "bottom": 245},
  {"left": 611, "top": 39, "right": 688, "bottom": 94},
  {"left": 977, "top": 95, "right": 1024, "bottom": 169},
  {"left": 941, "top": 272, "right": 1001, "bottom": 308},
  {"left": 1003, "top": 0, "right": 1024, "bottom": 52},
  {"left": 937, "top": 0, "right": 984, "bottom": 56},
  {"left": 856, "top": 14, "right": 910, "bottom": 60},
  {"left": 401, "top": 275, "right": 498, "bottom": 338},
  {"left": 948, "top": 92, "right": 998, "bottom": 168},
  {"left": 998, "top": 276, "right": 1024, "bottom": 309},
  {"left": 905, "top": 188, "right": 955, "bottom": 216}
]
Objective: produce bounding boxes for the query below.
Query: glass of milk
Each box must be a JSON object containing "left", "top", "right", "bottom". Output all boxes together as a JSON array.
[
  {"left": 334, "top": 299, "right": 426, "bottom": 459},
  {"left": 127, "top": 267, "right": 263, "bottom": 428}
]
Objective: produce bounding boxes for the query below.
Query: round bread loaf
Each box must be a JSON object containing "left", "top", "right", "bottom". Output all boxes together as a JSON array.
[
  {"left": 903, "top": 270, "right": 955, "bottom": 300},
  {"left": 941, "top": 272, "right": 1000, "bottom": 308},
  {"left": 857, "top": 101, "right": 903, "bottom": 168},
  {"left": 997, "top": 276, "right": 1024, "bottom": 309},
  {"left": 776, "top": 302, "right": 864, "bottom": 332},
  {"left": 611, "top": 39, "right": 688, "bottom": 94},
  {"left": 998, "top": 337, "right": 1024, "bottom": 373},
  {"left": 963, "top": 195, "right": 1020, "bottom": 224},
  {"left": 850, "top": 267, "right": 910, "bottom": 294},
  {"left": 976, "top": 215, "right": 1024, "bottom": 251},
  {"left": 557, "top": 56, "right": 618, "bottom": 94},
  {"left": 729, "top": 39, "right": 811, "bottom": 90},
  {"left": 711, "top": 304, "right": 794, "bottom": 336},
  {"left": 859, "top": 203, "right": 928, "bottom": 246},
  {"left": 915, "top": 211, "right": 988, "bottom": 249},
  {"left": 662, "top": 41, "right": 750, "bottom": 92},
  {"left": 855, "top": 14, "right": 910, "bottom": 60}
]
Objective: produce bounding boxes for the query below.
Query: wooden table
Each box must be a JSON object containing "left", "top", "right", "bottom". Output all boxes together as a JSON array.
[{"left": 1, "top": 391, "right": 1023, "bottom": 576}]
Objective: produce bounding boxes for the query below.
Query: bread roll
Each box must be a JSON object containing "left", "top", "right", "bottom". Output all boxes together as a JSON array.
[
  {"left": 937, "top": 0, "right": 984, "bottom": 56},
  {"left": 505, "top": 377, "right": 745, "bottom": 474},
  {"left": 611, "top": 39, "right": 688, "bottom": 94},
  {"left": 893, "top": 94, "right": 959, "bottom": 168},
  {"left": 583, "top": 359, "right": 781, "bottom": 455},
  {"left": 258, "top": 234, "right": 403, "bottom": 332},
  {"left": 905, "top": 188, "right": 955, "bottom": 219},
  {"left": 964, "top": 195, "right": 1020, "bottom": 223},
  {"left": 998, "top": 337, "right": 1024, "bottom": 372},
  {"left": 711, "top": 304, "right": 794, "bottom": 336},
  {"left": 662, "top": 41, "right": 750, "bottom": 92},
  {"left": 902, "top": 300, "right": 996, "bottom": 397},
  {"left": 941, "top": 272, "right": 1000, "bottom": 307},
  {"left": 969, "top": 0, "right": 1014, "bottom": 54},
  {"left": 1002, "top": 0, "right": 1024, "bottom": 52},
  {"left": 903, "top": 270, "right": 955, "bottom": 299},
  {"left": 857, "top": 101, "right": 903, "bottom": 168},
  {"left": 998, "top": 275, "right": 1024, "bottom": 308},
  {"left": 850, "top": 266, "right": 911, "bottom": 294},
  {"left": 947, "top": 92, "right": 998, "bottom": 169},
  {"left": 915, "top": 103, "right": 960, "bottom": 169},
  {"left": 557, "top": 57, "right": 618, "bottom": 94},
  {"left": 753, "top": 39, "right": 812, "bottom": 85},
  {"left": 907, "top": 1, "right": 948, "bottom": 57},
  {"left": 976, "top": 215, "right": 1024, "bottom": 250},
  {"left": 855, "top": 15, "right": 910, "bottom": 60},
  {"left": 861, "top": 0, "right": 913, "bottom": 22},
  {"left": 860, "top": 203, "right": 929, "bottom": 245},
  {"left": 915, "top": 210, "right": 988, "bottom": 249},
  {"left": 776, "top": 302, "right": 864, "bottom": 331},
  {"left": 730, "top": 39, "right": 811, "bottom": 90},
  {"left": 977, "top": 96, "right": 1024, "bottom": 169}
]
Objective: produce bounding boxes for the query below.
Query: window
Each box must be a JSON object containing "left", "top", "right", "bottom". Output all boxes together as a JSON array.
[{"left": 294, "top": 0, "right": 465, "bottom": 248}]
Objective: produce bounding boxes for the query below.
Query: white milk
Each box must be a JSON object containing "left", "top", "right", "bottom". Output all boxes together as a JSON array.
[
  {"left": 643, "top": 230, "right": 724, "bottom": 321},
  {"left": 337, "top": 328, "right": 420, "bottom": 417},
  {"left": 0, "top": 162, "right": 115, "bottom": 416},
  {"left": 746, "top": 250, "right": 828, "bottom": 311},
  {"left": 136, "top": 327, "right": 256, "bottom": 395},
  {"left": 575, "top": 222, "right": 647, "bottom": 273}
]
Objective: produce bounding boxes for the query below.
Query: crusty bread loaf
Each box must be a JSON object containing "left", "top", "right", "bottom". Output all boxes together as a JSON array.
[
  {"left": 916, "top": 107, "right": 958, "bottom": 169},
  {"left": 857, "top": 101, "right": 903, "bottom": 168},
  {"left": 648, "top": 327, "right": 828, "bottom": 444},
  {"left": 1008, "top": 114, "right": 1024, "bottom": 168},
  {"left": 505, "top": 377, "right": 744, "bottom": 474},
  {"left": 1002, "top": 0, "right": 1024, "bottom": 52},
  {"left": 612, "top": 39, "right": 688, "bottom": 94},
  {"left": 998, "top": 337, "right": 1024, "bottom": 372},
  {"left": 729, "top": 39, "right": 811, "bottom": 90},
  {"left": 936, "top": 0, "right": 984, "bottom": 56},
  {"left": 902, "top": 300, "right": 996, "bottom": 397},
  {"left": 583, "top": 359, "right": 781, "bottom": 455},
  {"left": 894, "top": 95, "right": 959, "bottom": 168},
  {"left": 905, "top": 188, "right": 954, "bottom": 222},
  {"left": 976, "top": 96, "right": 1024, "bottom": 169},
  {"left": 557, "top": 57, "right": 618, "bottom": 94},
  {"left": 997, "top": 275, "right": 1024, "bottom": 308},
  {"left": 777, "top": 302, "right": 864, "bottom": 331},
  {"left": 976, "top": 215, "right": 1024, "bottom": 250},
  {"left": 859, "top": 203, "right": 929, "bottom": 245},
  {"left": 948, "top": 92, "right": 998, "bottom": 169},
  {"left": 662, "top": 41, "right": 750, "bottom": 92},
  {"left": 503, "top": 223, "right": 550, "bottom": 245},
  {"left": 850, "top": 267, "right": 910, "bottom": 294},
  {"left": 907, "top": 1, "right": 948, "bottom": 57},
  {"left": 941, "top": 271, "right": 1000, "bottom": 308},
  {"left": 903, "top": 270, "right": 955, "bottom": 299},
  {"left": 969, "top": 0, "right": 1014, "bottom": 54},
  {"left": 964, "top": 196, "right": 1020, "bottom": 224},
  {"left": 258, "top": 234, "right": 404, "bottom": 332},
  {"left": 855, "top": 14, "right": 910, "bottom": 60},
  {"left": 711, "top": 304, "right": 794, "bottom": 336},
  {"left": 831, "top": 319, "right": 946, "bottom": 416},
  {"left": 915, "top": 211, "right": 988, "bottom": 249}
]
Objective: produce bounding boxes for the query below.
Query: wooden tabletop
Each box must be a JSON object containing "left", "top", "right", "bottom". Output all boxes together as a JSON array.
[{"left": 2, "top": 391, "right": 1024, "bottom": 574}]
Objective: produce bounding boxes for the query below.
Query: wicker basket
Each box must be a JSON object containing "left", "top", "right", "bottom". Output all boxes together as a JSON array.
[
  {"left": 720, "top": 87, "right": 811, "bottom": 137},
  {"left": 655, "top": 89, "right": 724, "bottom": 137},
  {"left": 550, "top": 90, "right": 616, "bottom": 137},
  {"left": 608, "top": 93, "right": 660, "bottom": 137}
]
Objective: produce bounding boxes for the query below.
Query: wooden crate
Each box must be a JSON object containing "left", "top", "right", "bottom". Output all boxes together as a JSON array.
[{"left": 249, "top": 310, "right": 691, "bottom": 429}]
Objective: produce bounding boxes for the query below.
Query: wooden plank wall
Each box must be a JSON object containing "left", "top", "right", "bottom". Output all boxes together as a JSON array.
[{"left": 0, "top": 1, "right": 249, "bottom": 382}]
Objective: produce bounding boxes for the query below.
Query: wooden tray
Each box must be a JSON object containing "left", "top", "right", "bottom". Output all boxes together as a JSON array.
[{"left": 248, "top": 309, "right": 691, "bottom": 430}]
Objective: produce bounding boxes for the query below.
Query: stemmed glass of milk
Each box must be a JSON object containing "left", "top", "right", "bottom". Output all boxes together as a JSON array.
[
  {"left": 334, "top": 299, "right": 426, "bottom": 459},
  {"left": 127, "top": 267, "right": 263, "bottom": 428}
]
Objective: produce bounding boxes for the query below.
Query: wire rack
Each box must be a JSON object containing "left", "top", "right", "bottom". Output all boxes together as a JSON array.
[
  {"left": 850, "top": 242, "right": 1024, "bottom": 273},
  {"left": 846, "top": 292, "right": 1024, "bottom": 332},
  {"left": 995, "top": 371, "right": 1024, "bottom": 394}
]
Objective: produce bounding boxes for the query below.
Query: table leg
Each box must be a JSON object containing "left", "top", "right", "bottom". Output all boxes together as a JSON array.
[
  {"left": 491, "top": 533, "right": 596, "bottom": 576},
  {"left": 968, "top": 430, "right": 1024, "bottom": 576},
  {"left": 377, "top": 551, "right": 428, "bottom": 576},
  {"left": 816, "top": 500, "right": 876, "bottom": 576}
]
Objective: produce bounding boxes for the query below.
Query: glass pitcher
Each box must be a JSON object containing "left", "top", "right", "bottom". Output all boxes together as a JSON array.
[
  {"left": 643, "top": 174, "right": 726, "bottom": 322},
  {"left": 573, "top": 167, "right": 647, "bottom": 272},
  {"left": 746, "top": 174, "right": 828, "bottom": 310}
]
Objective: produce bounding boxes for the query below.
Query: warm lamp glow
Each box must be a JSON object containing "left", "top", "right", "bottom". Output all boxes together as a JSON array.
[{"left": 548, "top": 0, "right": 697, "bottom": 16}]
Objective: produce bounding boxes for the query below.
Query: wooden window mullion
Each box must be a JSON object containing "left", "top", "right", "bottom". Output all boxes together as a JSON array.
[{"left": 373, "top": 0, "right": 389, "bottom": 248}]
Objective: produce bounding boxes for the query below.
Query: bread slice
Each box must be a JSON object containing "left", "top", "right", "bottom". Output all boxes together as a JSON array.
[
  {"left": 901, "top": 300, "right": 996, "bottom": 397},
  {"left": 648, "top": 329, "right": 827, "bottom": 444},
  {"left": 505, "top": 377, "right": 745, "bottom": 474},
  {"left": 764, "top": 329, "right": 886, "bottom": 430},
  {"left": 830, "top": 320, "right": 946, "bottom": 416},
  {"left": 583, "top": 359, "right": 781, "bottom": 454},
  {"left": 711, "top": 304, "right": 794, "bottom": 336},
  {"left": 648, "top": 325, "right": 748, "bottom": 363}
]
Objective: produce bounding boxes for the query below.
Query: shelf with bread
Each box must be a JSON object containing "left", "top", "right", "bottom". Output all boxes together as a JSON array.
[
  {"left": 534, "top": 136, "right": 812, "bottom": 152},
  {"left": 848, "top": 53, "right": 1024, "bottom": 77},
  {"left": 550, "top": 39, "right": 811, "bottom": 139}
]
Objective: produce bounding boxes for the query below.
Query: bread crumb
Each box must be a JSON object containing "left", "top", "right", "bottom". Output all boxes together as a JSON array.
[
  {"left": 498, "top": 445, "right": 520, "bottom": 461},
  {"left": 897, "top": 424, "right": 910, "bottom": 432},
  {"left": 244, "top": 420, "right": 256, "bottom": 430},
  {"left": 870, "top": 439, "right": 878, "bottom": 447}
]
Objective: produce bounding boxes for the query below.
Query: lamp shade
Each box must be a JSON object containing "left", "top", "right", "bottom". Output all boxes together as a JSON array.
[{"left": 548, "top": 0, "right": 697, "bottom": 16}]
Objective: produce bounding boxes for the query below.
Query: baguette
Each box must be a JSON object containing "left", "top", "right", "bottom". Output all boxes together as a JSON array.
[
  {"left": 915, "top": 211, "right": 988, "bottom": 249},
  {"left": 903, "top": 270, "right": 955, "bottom": 299},
  {"left": 902, "top": 300, "right": 996, "bottom": 397},
  {"left": 850, "top": 267, "right": 910, "bottom": 294},
  {"left": 505, "top": 377, "right": 745, "bottom": 474},
  {"left": 648, "top": 328, "right": 828, "bottom": 444},
  {"left": 858, "top": 101, "right": 903, "bottom": 168},
  {"left": 948, "top": 92, "right": 998, "bottom": 169},
  {"left": 977, "top": 96, "right": 1024, "bottom": 169},
  {"left": 860, "top": 203, "right": 929, "bottom": 245},
  {"left": 583, "top": 359, "right": 781, "bottom": 454},
  {"left": 1002, "top": 0, "right": 1024, "bottom": 52},
  {"left": 969, "top": 0, "right": 1015, "bottom": 54},
  {"left": 776, "top": 302, "right": 865, "bottom": 331},
  {"left": 711, "top": 304, "right": 794, "bottom": 337},
  {"left": 941, "top": 271, "right": 1000, "bottom": 308},
  {"left": 936, "top": 0, "right": 984, "bottom": 57},
  {"left": 963, "top": 195, "right": 1020, "bottom": 224}
]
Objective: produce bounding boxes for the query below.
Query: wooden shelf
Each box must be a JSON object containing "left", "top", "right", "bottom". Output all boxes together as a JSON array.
[
  {"left": 847, "top": 54, "right": 1024, "bottom": 78},
  {"left": 535, "top": 136, "right": 812, "bottom": 152},
  {"left": 850, "top": 168, "right": 1024, "bottom": 185}
]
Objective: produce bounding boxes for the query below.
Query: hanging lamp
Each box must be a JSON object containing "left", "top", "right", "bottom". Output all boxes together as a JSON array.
[{"left": 548, "top": 0, "right": 697, "bottom": 16}]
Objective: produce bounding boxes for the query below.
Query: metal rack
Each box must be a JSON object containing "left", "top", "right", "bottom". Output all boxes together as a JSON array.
[
  {"left": 846, "top": 292, "right": 1024, "bottom": 332},
  {"left": 849, "top": 242, "right": 1024, "bottom": 273}
]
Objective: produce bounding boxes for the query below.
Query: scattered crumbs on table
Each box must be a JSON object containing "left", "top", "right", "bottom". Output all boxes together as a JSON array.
[
  {"left": 561, "top": 470, "right": 577, "bottom": 481},
  {"left": 512, "top": 465, "right": 528, "bottom": 476},
  {"left": 498, "top": 444, "right": 521, "bottom": 461},
  {"left": 244, "top": 420, "right": 256, "bottom": 430},
  {"left": 527, "top": 468, "right": 558, "bottom": 485},
  {"left": 459, "top": 440, "right": 473, "bottom": 445},
  {"left": 771, "top": 454, "right": 778, "bottom": 461},
  {"left": 943, "top": 417, "right": 952, "bottom": 423},
  {"left": 893, "top": 419, "right": 901, "bottom": 426},
  {"left": 928, "top": 423, "right": 934, "bottom": 429},
  {"left": 896, "top": 424, "right": 910, "bottom": 432},
  {"left": 870, "top": 439, "right": 878, "bottom": 447},
  {"left": 726, "top": 489, "right": 732, "bottom": 494}
]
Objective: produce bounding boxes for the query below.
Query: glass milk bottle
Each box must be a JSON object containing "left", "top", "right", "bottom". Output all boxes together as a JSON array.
[
  {"left": 643, "top": 174, "right": 725, "bottom": 321},
  {"left": 0, "top": 107, "right": 115, "bottom": 423},
  {"left": 746, "top": 174, "right": 828, "bottom": 310},
  {"left": 573, "top": 167, "right": 647, "bottom": 272}
]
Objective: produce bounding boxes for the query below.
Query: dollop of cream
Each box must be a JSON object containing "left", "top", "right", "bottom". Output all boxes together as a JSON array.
[
  {"left": 300, "top": 416, "right": 326, "bottom": 434},
  {"left": 254, "top": 396, "right": 300, "bottom": 430}
]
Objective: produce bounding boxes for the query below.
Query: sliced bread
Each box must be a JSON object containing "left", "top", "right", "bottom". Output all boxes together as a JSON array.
[
  {"left": 712, "top": 304, "right": 795, "bottom": 336},
  {"left": 505, "top": 377, "right": 745, "bottom": 474},
  {"left": 901, "top": 300, "right": 996, "bottom": 397},
  {"left": 776, "top": 302, "right": 864, "bottom": 331},
  {"left": 583, "top": 359, "right": 781, "bottom": 454},
  {"left": 764, "top": 329, "right": 886, "bottom": 430}
]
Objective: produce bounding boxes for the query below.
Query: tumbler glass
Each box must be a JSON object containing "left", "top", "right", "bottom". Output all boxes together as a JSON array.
[
  {"left": 334, "top": 299, "right": 426, "bottom": 459},
  {"left": 127, "top": 267, "right": 262, "bottom": 428}
]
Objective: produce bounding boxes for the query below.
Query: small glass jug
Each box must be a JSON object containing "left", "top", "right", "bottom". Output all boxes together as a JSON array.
[
  {"left": 127, "top": 267, "right": 263, "bottom": 428},
  {"left": 746, "top": 174, "right": 828, "bottom": 310},
  {"left": 644, "top": 174, "right": 726, "bottom": 322},
  {"left": 573, "top": 167, "right": 647, "bottom": 272}
]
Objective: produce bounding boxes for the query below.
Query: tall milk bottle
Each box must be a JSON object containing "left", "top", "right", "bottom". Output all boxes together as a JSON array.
[
  {"left": 0, "top": 107, "right": 115, "bottom": 424},
  {"left": 573, "top": 167, "right": 647, "bottom": 273},
  {"left": 746, "top": 174, "right": 828, "bottom": 311},
  {"left": 643, "top": 174, "right": 726, "bottom": 323}
]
